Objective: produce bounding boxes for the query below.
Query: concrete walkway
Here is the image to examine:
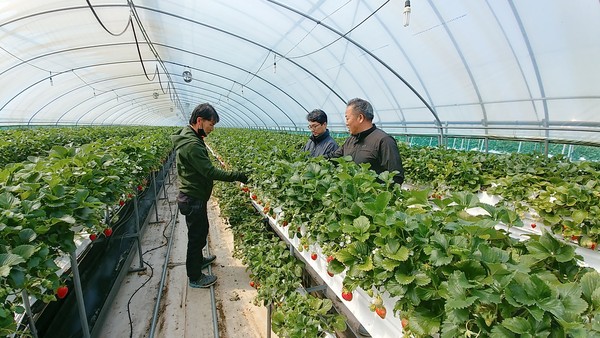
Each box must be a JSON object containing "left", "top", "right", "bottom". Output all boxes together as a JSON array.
[{"left": 97, "top": 177, "right": 277, "bottom": 338}]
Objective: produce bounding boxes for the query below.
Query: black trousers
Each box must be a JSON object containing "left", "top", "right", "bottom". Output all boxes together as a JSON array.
[{"left": 177, "top": 192, "right": 209, "bottom": 281}]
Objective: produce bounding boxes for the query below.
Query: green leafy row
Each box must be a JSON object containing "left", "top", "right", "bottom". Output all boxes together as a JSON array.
[
  {"left": 207, "top": 128, "right": 600, "bottom": 337},
  {"left": 399, "top": 144, "right": 600, "bottom": 243},
  {"left": 0, "top": 126, "right": 167, "bottom": 168},
  {"left": 0, "top": 127, "right": 175, "bottom": 336},
  {"left": 213, "top": 129, "right": 600, "bottom": 246},
  {"left": 214, "top": 178, "right": 346, "bottom": 337}
]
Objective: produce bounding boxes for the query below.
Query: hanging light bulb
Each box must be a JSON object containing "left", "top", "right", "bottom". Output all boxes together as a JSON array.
[
  {"left": 273, "top": 54, "right": 277, "bottom": 74},
  {"left": 403, "top": 0, "right": 411, "bottom": 27},
  {"left": 183, "top": 66, "right": 192, "bottom": 83}
]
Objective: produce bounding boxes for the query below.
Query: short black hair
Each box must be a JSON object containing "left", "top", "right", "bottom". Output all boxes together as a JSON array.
[
  {"left": 306, "top": 109, "right": 328, "bottom": 124},
  {"left": 189, "top": 103, "right": 220, "bottom": 125},
  {"left": 347, "top": 98, "right": 374, "bottom": 121}
]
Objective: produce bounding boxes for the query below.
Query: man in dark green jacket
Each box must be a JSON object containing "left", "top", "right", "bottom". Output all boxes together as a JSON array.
[{"left": 172, "top": 103, "right": 248, "bottom": 288}]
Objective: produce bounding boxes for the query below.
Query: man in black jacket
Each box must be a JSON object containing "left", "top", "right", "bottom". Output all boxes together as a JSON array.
[{"left": 327, "top": 98, "right": 404, "bottom": 185}]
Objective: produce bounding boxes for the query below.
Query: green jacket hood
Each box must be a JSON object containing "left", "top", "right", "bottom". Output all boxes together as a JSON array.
[{"left": 171, "top": 127, "right": 199, "bottom": 150}]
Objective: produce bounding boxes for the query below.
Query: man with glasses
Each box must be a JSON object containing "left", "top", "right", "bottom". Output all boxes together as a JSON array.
[{"left": 302, "top": 109, "right": 339, "bottom": 157}]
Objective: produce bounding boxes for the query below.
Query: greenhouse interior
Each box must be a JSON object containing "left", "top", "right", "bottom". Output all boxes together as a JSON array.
[{"left": 1, "top": 1, "right": 599, "bottom": 337}]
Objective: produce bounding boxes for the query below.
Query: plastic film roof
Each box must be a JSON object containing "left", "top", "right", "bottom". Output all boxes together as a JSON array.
[{"left": 1, "top": 1, "right": 599, "bottom": 144}]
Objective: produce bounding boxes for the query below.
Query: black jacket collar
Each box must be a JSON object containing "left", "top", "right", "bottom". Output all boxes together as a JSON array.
[
  {"left": 353, "top": 124, "right": 377, "bottom": 139},
  {"left": 310, "top": 129, "right": 331, "bottom": 144}
]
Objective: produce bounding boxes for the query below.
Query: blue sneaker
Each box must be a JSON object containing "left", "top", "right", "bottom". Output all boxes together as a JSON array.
[
  {"left": 189, "top": 274, "right": 217, "bottom": 288},
  {"left": 201, "top": 254, "right": 217, "bottom": 269}
]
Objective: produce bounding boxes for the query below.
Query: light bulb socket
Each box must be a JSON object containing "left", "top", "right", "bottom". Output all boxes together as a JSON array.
[{"left": 183, "top": 69, "right": 192, "bottom": 83}]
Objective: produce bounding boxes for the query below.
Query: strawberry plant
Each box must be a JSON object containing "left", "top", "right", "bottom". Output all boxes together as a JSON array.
[
  {"left": 207, "top": 128, "right": 600, "bottom": 337},
  {"left": 0, "top": 126, "right": 175, "bottom": 335},
  {"left": 213, "top": 180, "right": 346, "bottom": 336}
]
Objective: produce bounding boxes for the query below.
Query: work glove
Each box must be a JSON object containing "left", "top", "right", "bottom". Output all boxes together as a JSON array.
[{"left": 236, "top": 172, "right": 249, "bottom": 184}]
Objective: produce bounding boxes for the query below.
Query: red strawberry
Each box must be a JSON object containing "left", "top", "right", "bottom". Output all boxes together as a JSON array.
[
  {"left": 376, "top": 306, "right": 387, "bottom": 319},
  {"left": 401, "top": 318, "right": 409, "bottom": 328},
  {"left": 251, "top": 194, "right": 257, "bottom": 200},
  {"left": 311, "top": 253, "right": 318, "bottom": 260},
  {"left": 327, "top": 270, "right": 334, "bottom": 277},
  {"left": 89, "top": 234, "right": 97, "bottom": 241},
  {"left": 341, "top": 290, "right": 353, "bottom": 301},
  {"left": 127, "top": 193, "right": 134, "bottom": 199},
  {"left": 56, "top": 286, "right": 68, "bottom": 299},
  {"left": 592, "top": 243, "right": 597, "bottom": 251},
  {"left": 531, "top": 223, "right": 537, "bottom": 229},
  {"left": 282, "top": 220, "right": 288, "bottom": 227},
  {"left": 103, "top": 228, "right": 113, "bottom": 237},
  {"left": 571, "top": 235, "right": 580, "bottom": 241},
  {"left": 137, "top": 185, "right": 143, "bottom": 191},
  {"left": 119, "top": 200, "right": 125, "bottom": 206},
  {"left": 249, "top": 281, "right": 255, "bottom": 288},
  {"left": 327, "top": 255, "right": 334, "bottom": 263}
]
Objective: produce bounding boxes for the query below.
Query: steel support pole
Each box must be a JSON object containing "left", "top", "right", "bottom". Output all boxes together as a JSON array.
[
  {"left": 152, "top": 172, "right": 160, "bottom": 222},
  {"left": 130, "top": 194, "right": 146, "bottom": 272},
  {"left": 21, "top": 290, "right": 38, "bottom": 338},
  {"left": 70, "top": 251, "right": 91, "bottom": 338}
]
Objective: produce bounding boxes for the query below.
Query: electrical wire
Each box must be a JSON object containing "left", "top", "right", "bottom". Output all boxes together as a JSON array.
[
  {"left": 281, "top": 0, "right": 352, "bottom": 58},
  {"left": 85, "top": 0, "right": 132, "bottom": 36},
  {"left": 84, "top": 0, "right": 182, "bottom": 110},
  {"left": 131, "top": 20, "right": 161, "bottom": 84},
  {"left": 128, "top": 0, "right": 184, "bottom": 112},
  {"left": 125, "top": 171, "right": 176, "bottom": 338},
  {"left": 127, "top": 259, "right": 154, "bottom": 338},
  {"left": 240, "top": 50, "right": 272, "bottom": 88},
  {"left": 285, "top": 0, "right": 391, "bottom": 60},
  {"left": 0, "top": 44, "right": 49, "bottom": 72},
  {"left": 239, "top": 1, "right": 352, "bottom": 88}
]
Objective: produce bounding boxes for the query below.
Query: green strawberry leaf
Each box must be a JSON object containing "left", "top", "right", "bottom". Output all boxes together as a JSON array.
[{"left": 502, "top": 317, "right": 532, "bottom": 334}]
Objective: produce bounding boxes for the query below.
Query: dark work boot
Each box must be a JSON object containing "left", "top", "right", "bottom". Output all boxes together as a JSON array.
[
  {"left": 201, "top": 254, "right": 217, "bottom": 269},
  {"left": 189, "top": 274, "right": 217, "bottom": 288}
]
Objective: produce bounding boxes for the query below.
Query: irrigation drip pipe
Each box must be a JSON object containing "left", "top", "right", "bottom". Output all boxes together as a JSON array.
[
  {"left": 147, "top": 203, "right": 177, "bottom": 338},
  {"left": 207, "top": 239, "right": 220, "bottom": 338}
]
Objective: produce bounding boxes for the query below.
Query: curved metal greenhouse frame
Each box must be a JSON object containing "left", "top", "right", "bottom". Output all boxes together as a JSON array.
[{"left": 0, "top": 0, "right": 598, "bottom": 146}]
